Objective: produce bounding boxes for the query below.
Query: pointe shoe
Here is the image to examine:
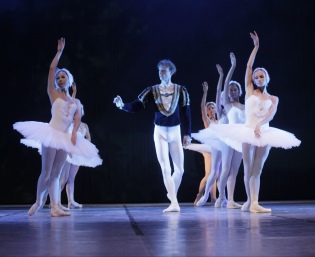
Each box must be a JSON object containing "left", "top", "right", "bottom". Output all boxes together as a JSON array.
[
  {"left": 214, "top": 198, "right": 227, "bottom": 208},
  {"left": 194, "top": 193, "right": 203, "bottom": 206},
  {"left": 28, "top": 203, "right": 41, "bottom": 216},
  {"left": 227, "top": 200, "right": 242, "bottom": 209},
  {"left": 68, "top": 202, "right": 83, "bottom": 209},
  {"left": 196, "top": 194, "right": 209, "bottom": 207},
  {"left": 250, "top": 203, "right": 272, "bottom": 213},
  {"left": 51, "top": 207, "right": 71, "bottom": 217},
  {"left": 163, "top": 203, "right": 180, "bottom": 213},
  {"left": 241, "top": 201, "right": 250, "bottom": 212},
  {"left": 58, "top": 203, "right": 70, "bottom": 211}
]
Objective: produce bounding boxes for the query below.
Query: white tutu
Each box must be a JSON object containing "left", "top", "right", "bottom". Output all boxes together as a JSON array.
[
  {"left": 184, "top": 143, "right": 212, "bottom": 154},
  {"left": 192, "top": 128, "right": 225, "bottom": 152},
  {"left": 13, "top": 98, "right": 102, "bottom": 168},
  {"left": 208, "top": 123, "right": 301, "bottom": 152},
  {"left": 196, "top": 95, "right": 301, "bottom": 152},
  {"left": 13, "top": 121, "right": 103, "bottom": 168}
]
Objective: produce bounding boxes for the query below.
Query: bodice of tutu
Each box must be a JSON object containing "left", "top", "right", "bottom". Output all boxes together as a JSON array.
[
  {"left": 245, "top": 95, "right": 272, "bottom": 129},
  {"left": 49, "top": 98, "right": 77, "bottom": 133},
  {"left": 227, "top": 106, "right": 245, "bottom": 124}
]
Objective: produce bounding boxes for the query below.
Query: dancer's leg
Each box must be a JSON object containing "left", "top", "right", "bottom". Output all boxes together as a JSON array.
[
  {"left": 49, "top": 149, "right": 70, "bottom": 217},
  {"left": 196, "top": 149, "right": 222, "bottom": 207},
  {"left": 28, "top": 145, "right": 56, "bottom": 216},
  {"left": 194, "top": 152, "right": 212, "bottom": 205},
  {"left": 154, "top": 126, "right": 179, "bottom": 212},
  {"left": 226, "top": 150, "right": 243, "bottom": 209},
  {"left": 241, "top": 143, "right": 255, "bottom": 211},
  {"left": 59, "top": 161, "right": 70, "bottom": 209},
  {"left": 215, "top": 144, "right": 233, "bottom": 208},
  {"left": 66, "top": 164, "right": 82, "bottom": 208},
  {"left": 249, "top": 146, "right": 271, "bottom": 213}
]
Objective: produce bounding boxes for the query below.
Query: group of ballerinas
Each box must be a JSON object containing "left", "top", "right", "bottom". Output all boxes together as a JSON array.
[
  {"left": 186, "top": 31, "right": 301, "bottom": 213},
  {"left": 14, "top": 31, "right": 300, "bottom": 217}
]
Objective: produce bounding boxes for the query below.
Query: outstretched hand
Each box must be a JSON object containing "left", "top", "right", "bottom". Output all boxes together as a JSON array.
[
  {"left": 230, "top": 52, "right": 236, "bottom": 66},
  {"left": 202, "top": 81, "right": 208, "bottom": 93},
  {"left": 57, "top": 37, "right": 65, "bottom": 52},
  {"left": 216, "top": 64, "right": 223, "bottom": 76},
  {"left": 250, "top": 31, "right": 259, "bottom": 47},
  {"left": 113, "top": 95, "right": 124, "bottom": 109}
]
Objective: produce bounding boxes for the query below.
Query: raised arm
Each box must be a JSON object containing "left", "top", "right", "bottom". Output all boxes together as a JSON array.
[
  {"left": 215, "top": 64, "right": 224, "bottom": 120},
  {"left": 222, "top": 53, "right": 236, "bottom": 108},
  {"left": 201, "top": 82, "right": 210, "bottom": 128},
  {"left": 48, "top": 38, "right": 65, "bottom": 103},
  {"left": 245, "top": 31, "right": 259, "bottom": 99}
]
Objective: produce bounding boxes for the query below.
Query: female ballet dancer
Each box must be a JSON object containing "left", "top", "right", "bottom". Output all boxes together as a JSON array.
[
  {"left": 13, "top": 38, "right": 102, "bottom": 217},
  {"left": 184, "top": 81, "right": 219, "bottom": 206}
]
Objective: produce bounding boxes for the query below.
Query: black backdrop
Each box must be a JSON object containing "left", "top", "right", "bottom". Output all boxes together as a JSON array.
[{"left": 1, "top": 0, "right": 314, "bottom": 204}]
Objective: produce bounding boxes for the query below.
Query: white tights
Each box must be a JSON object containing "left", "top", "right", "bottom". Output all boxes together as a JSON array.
[
  {"left": 242, "top": 143, "right": 271, "bottom": 212},
  {"left": 28, "top": 145, "right": 68, "bottom": 215},
  {"left": 154, "top": 125, "right": 184, "bottom": 205},
  {"left": 216, "top": 143, "right": 242, "bottom": 207},
  {"left": 59, "top": 162, "right": 81, "bottom": 207}
]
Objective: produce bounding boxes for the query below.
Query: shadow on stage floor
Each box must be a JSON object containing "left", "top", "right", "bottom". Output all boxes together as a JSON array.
[{"left": 0, "top": 201, "right": 315, "bottom": 256}]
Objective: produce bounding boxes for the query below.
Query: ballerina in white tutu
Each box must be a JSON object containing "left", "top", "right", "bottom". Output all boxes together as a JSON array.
[
  {"left": 193, "top": 53, "right": 244, "bottom": 208},
  {"left": 13, "top": 38, "right": 102, "bottom": 217},
  {"left": 184, "top": 81, "right": 218, "bottom": 206},
  {"left": 199, "top": 32, "right": 301, "bottom": 213}
]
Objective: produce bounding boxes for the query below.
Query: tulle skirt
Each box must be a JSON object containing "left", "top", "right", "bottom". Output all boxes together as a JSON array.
[
  {"left": 195, "top": 124, "right": 301, "bottom": 152},
  {"left": 183, "top": 143, "right": 212, "bottom": 154},
  {"left": 13, "top": 121, "right": 103, "bottom": 168}
]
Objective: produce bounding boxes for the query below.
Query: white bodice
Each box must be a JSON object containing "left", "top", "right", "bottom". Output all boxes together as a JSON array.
[
  {"left": 245, "top": 95, "right": 272, "bottom": 128},
  {"left": 49, "top": 98, "right": 77, "bottom": 132},
  {"left": 227, "top": 106, "right": 245, "bottom": 124}
]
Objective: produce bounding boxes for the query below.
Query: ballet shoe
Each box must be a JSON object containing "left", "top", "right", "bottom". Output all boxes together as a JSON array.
[
  {"left": 28, "top": 203, "right": 41, "bottom": 216},
  {"left": 163, "top": 203, "right": 180, "bottom": 213},
  {"left": 250, "top": 203, "right": 272, "bottom": 213},
  {"left": 227, "top": 200, "right": 242, "bottom": 209},
  {"left": 214, "top": 198, "right": 227, "bottom": 208},
  {"left": 68, "top": 202, "right": 83, "bottom": 209},
  {"left": 195, "top": 194, "right": 209, "bottom": 207},
  {"left": 193, "top": 193, "right": 203, "bottom": 206},
  {"left": 58, "top": 203, "right": 70, "bottom": 211},
  {"left": 241, "top": 201, "right": 250, "bottom": 212},
  {"left": 51, "top": 207, "right": 71, "bottom": 217}
]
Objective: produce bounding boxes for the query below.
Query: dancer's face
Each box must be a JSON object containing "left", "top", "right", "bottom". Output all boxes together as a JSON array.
[
  {"left": 229, "top": 84, "right": 240, "bottom": 100},
  {"left": 158, "top": 65, "right": 172, "bottom": 82},
  {"left": 56, "top": 71, "right": 69, "bottom": 89},
  {"left": 207, "top": 104, "right": 216, "bottom": 118},
  {"left": 253, "top": 70, "right": 267, "bottom": 87}
]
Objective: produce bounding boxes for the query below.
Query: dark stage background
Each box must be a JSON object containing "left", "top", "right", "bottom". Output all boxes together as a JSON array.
[{"left": 0, "top": 0, "right": 314, "bottom": 204}]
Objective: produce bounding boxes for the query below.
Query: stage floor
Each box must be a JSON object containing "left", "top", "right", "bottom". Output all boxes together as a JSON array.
[{"left": 0, "top": 201, "right": 315, "bottom": 256}]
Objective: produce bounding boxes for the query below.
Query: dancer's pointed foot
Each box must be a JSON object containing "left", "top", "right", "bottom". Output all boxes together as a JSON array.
[
  {"left": 163, "top": 203, "right": 180, "bottom": 213},
  {"left": 250, "top": 203, "right": 272, "bottom": 213},
  {"left": 194, "top": 193, "right": 203, "bottom": 206},
  {"left": 51, "top": 207, "right": 71, "bottom": 217},
  {"left": 68, "top": 202, "right": 83, "bottom": 209},
  {"left": 227, "top": 200, "right": 242, "bottom": 209},
  {"left": 241, "top": 201, "right": 250, "bottom": 212},
  {"left": 28, "top": 203, "right": 40, "bottom": 216},
  {"left": 58, "top": 203, "right": 70, "bottom": 211},
  {"left": 196, "top": 194, "right": 209, "bottom": 207},
  {"left": 214, "top": 198, "right": 227, "bottom": 208}
]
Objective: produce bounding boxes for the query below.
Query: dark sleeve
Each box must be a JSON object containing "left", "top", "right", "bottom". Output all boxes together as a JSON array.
[
  {"left": 180, "top": 86, "right": 191, "bottom": 136},
  {"left": 121, "top": 87, "right": 153, "bottom": 113}
]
